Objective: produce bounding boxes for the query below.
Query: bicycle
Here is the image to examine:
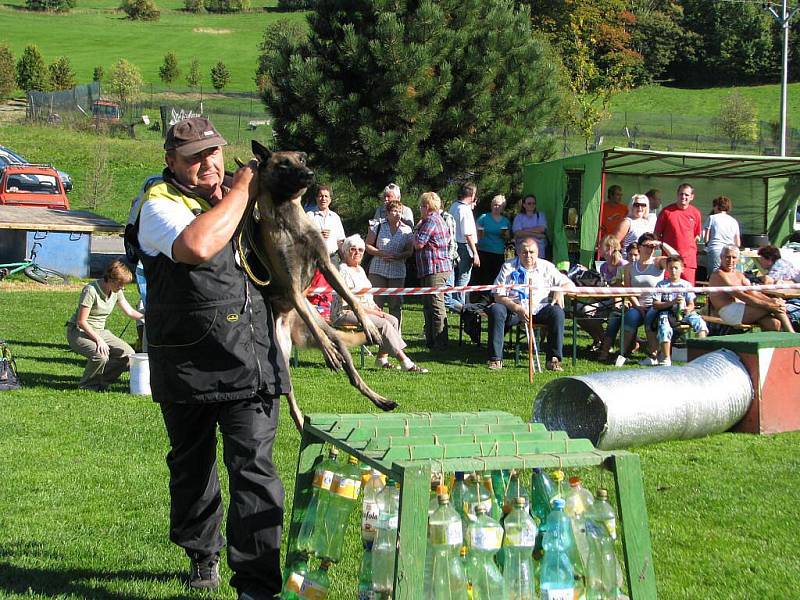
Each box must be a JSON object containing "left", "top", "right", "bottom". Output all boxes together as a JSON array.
[{"left": 0, "top": 241, "right": 69, "bottom": 285}]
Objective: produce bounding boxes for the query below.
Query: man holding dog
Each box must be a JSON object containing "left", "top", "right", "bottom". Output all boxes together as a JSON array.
[{"left": 128, "top": 117, "right": 289, "bottom": 600}]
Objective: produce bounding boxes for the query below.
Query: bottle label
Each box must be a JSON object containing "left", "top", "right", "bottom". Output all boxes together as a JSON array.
[
  {"left": 313, "top": 469, "right": 335, "bottom": 491},
  {"left": 541, "top": 589, "right": 573, "bottom": 600},
  {"left": 361, "top": 501, "right": 380, "bottom": 539},
  {"left": 332, "top": 476, "right": 361, "bottom": 500},
  {"left": 604, "top": 517, "right": 617, "bottom": 540},
  {"left": 469, "top": 527, "right": 502, "bottom": 550},
  {"left": 284, "top": 572, "right": 304, "bottom": 593},
  {"left": 298, "top": 579, "right": 329, "bottom": 600},
  {"left": 429, "top": 521, "right": 463, "bottom": 545},
  {"left": 504, "top": 524, "right": 536, "bottom": 547}
]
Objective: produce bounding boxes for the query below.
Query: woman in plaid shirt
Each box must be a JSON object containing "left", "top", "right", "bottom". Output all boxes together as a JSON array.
[{"left": 414, "top": 192, "right": 453, "bottom": 350}]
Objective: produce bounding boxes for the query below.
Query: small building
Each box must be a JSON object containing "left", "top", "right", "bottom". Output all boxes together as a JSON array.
[{"left": 523, "top": 147, "right": 800, "bottom": 266}]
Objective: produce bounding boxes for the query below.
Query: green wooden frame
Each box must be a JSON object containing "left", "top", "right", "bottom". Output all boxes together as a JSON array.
[{"left": 286, "top": 411, "right": 657, "bottom": 599}]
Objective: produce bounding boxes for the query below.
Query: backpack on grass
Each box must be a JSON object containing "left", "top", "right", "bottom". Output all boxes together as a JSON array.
[{"left": 0, "top": 340, "right": 21, "bottom": 391}]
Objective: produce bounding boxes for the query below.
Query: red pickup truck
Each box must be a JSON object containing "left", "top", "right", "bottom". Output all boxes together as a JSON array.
[{"left": 0, "top": 164, "right": 70, "bottom": 209}]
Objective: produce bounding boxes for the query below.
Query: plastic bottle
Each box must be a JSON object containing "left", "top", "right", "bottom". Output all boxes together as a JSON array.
[
  {"left": 425, "top": 492, "right": 468, "bottom": 599},
  {"left": 466, "top": 504, "right": 506, "bottom": 600},
  {"left": 502, "top": 470, "right": 530, "bottom": 518},
  {"left": 297, "top": 558, "right": 331, "bottom": 599},
  {"left": 451, "top": 472, "right": 469, "bottom": 522},
  {"left": 584, "top": 519, "right": 618, "bottom": 600},
  {"left": 564, "top": 477, "right": 593, "bottom": 581},
  {"left": 539, "top": 499, "right": 575, "bottom": 600},
  {"left": 372, "top": 478, "right": 401, "bottom": 595},
  {"left": 502, "top": 497, "right": 537, "bottom": 600},
  {"left": 358, "top": 542, "right": 377, "bottom": 600},
  {"left": 314, "top": 454, "right": 362, "bottom": 561},
  {"left": 589, "top": 489, "right": 617, "bottom": 541},
  {"left": 297, "top": 447, "right": 339, "bottom": 554},
  {"left": 490, "top": 470, "right": 511, "bottom": 508},
  {"left": 362, "top": 469, "right": 385, "bottom": 544},
  {"left": 463, "top": 474, "right": 493, "bottom": 528},
  {"left": 279, "top": 557, "right": 309, "bottom": 599},
  {"left": 459, "top": 545, "right": 474, "bottom": 600},
  {"left": 481, "top": 475, "right": 503, "bottom": 523},
  {"left": 530, "top": 468, "right": 556, "bottom": 526}
]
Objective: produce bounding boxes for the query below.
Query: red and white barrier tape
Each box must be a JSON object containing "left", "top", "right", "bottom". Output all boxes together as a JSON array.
[{"left": 306, "top": 281, "right": 800, "bottom": 297}]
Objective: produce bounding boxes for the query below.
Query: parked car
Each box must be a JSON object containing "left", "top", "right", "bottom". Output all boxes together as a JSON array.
[
  {"left": 0, "top": 145, "right": 73, "bottom": 192},
  {"left": 0, "top": 164, "right": 70, "bottom": 209}
]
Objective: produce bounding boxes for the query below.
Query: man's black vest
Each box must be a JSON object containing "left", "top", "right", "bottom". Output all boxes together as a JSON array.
[{"left": 135, "top": 172, "right": 290, "bottom": 403}]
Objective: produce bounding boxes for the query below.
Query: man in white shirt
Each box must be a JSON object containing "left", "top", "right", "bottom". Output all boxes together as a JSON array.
[
  {"left": 487, "top": 236, "right": 574, "bottom": 371},
  {"left": 446, "top": 181, "right": 480, "bottom": 311},
  {"left": 305, "top": 185, "right": 345, "bottom": 260},
  {"left": 127, "top": 117, "right": 288, "bottom": 600}
]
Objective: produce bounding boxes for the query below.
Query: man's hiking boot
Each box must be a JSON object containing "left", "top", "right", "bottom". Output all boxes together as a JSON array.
[{"left": 189, "top": 554, "right": 220, "bottom": 590}]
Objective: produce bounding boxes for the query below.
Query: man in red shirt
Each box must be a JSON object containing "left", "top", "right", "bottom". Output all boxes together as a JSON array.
[{"left": 654, "top": 183, "right": 702, "bottom": 283}]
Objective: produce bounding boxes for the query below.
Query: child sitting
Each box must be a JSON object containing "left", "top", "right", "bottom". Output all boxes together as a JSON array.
[{"left": 645, "top": 255, "right": 708, "bottom": 366}]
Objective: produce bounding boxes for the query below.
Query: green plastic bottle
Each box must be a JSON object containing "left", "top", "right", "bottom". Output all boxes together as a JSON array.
[
  {"left": 279, "top": 557, "right": 309, "bottom": 599},
  {"left": 297, "top": 447, "right": 339, "bottom": 554},
  {"left": 297, "top": 558, "right": 331, "bottom": 599},
  {"left": 314, "top": 455, "right": 362, "bottom": 561}
]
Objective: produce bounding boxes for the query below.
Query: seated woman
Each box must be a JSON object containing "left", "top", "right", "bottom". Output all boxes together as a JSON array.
[
  {"left": 333, "top": 234, "right": 429, "bottom": 373},
  {"left": 576, "top": 235, "right": 628, "bottom": 352},
  {"left": 66, "top": 260, "right": 143, "bottom": 391},
  {"left": 598, "top": 233, "right": 677, "bottom": 363}
]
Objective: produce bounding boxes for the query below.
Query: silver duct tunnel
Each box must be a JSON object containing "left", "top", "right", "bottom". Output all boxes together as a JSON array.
[{"left": 532, "top": 349, "right": 754, "bottom": 450}]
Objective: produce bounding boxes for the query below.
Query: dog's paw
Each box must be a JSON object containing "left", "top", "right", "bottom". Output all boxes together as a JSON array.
[
  {"left": 372, "top": 397, "right": 398, "bottom": 412},
  {"left": 320, "top": 340, "right": 343, "bottom": 371},
  {"left": 363, "top": 321, "right": 383, "bottom": 346}
]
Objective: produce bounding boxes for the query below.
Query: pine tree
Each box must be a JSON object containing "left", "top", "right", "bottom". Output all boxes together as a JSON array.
[
  {"left": 210, "top": 61, "right": 230, "bottom": 91},
  {"left": 159, "top": 51, "right": 180, "bottom": 85},
  {"left": 16, "top": 45, "right": 48, "bottom": 92},
  {"left": 92, "top": 65, "right": 105, "bottom": 82},
  {"left": 258, "top": 0, "right": 565, "bottom": 199},
  {"left": 48, "top": 56, "right": 76, "bottom": 90},
  {"left": 186, "top": 58, "right": 201, "bottom": 88},
  {"left": 0, "top": 45, "right": 15, "bottom": 99}
]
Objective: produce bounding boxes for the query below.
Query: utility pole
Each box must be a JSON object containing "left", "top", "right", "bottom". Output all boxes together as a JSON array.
[{"left": 766, "top": 0, "right": 800, "bottom": 156}]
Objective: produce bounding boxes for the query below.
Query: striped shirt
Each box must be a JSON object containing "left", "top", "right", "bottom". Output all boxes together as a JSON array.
[{"left": 415, "top": 212, "right": 452, "bottom": 277}]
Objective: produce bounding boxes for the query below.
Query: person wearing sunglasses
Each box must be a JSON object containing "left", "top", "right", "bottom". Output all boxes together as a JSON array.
[{"left": 614, "top": 194, "right": 654, "bottom": 259}]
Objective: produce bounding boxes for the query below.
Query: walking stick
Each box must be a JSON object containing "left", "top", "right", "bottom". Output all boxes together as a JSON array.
[{"left": 528, "top": 280, "right": 534, "bottom": 384}]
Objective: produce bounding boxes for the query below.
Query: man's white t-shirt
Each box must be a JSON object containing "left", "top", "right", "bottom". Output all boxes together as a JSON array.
[
  {"left": 305, "top": 208, "right": 346, "bottom": 255},
  {"left": 448, "top": 200, "right": 477, "bottom": 244},
  {"left": 138, "top": 199, "right": 195, "bottom": 260}
]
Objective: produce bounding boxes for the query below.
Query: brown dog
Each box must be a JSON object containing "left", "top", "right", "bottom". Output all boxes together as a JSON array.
[{"left": 245, "top": 140, "right": 397, "bottom": 430}]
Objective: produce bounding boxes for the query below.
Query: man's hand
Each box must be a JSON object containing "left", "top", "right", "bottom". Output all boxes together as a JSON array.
[
  {"left": 552, "top": 292, "right": 565, "bottom": 308},
  {"left": 513, "top": 303, "right": 529, "bottom": 322},
  {"left": 473, "top": 254, "right": 480, "bottom": 267}
]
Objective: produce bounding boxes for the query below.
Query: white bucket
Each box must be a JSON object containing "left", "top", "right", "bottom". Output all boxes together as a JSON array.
[{"left": 129, "top": 353, "right": 151, "bottom": 395}]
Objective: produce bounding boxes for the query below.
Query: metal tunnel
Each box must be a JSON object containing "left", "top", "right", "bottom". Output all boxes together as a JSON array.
[{"left": 532, "top": 349, "right": 754, "bottom": 450}]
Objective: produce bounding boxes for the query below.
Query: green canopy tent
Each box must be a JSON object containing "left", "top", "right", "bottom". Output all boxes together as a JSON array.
[{"left": 522, "top": 147, "right": 800, "bottom": 267}]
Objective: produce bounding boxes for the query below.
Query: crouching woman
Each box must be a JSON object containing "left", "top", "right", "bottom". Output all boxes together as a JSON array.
[{"left": 66, "top": 260, "right": 143, "bottom": 390}]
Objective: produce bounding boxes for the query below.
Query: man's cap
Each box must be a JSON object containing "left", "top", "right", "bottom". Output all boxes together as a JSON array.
[{"left": 164, "top": 117, "right": 227, "bottom": 156}]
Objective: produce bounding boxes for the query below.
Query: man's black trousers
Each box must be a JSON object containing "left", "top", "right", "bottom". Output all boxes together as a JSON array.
[{"left": 160, "top": 394, "right": 283, "bottom": 595}]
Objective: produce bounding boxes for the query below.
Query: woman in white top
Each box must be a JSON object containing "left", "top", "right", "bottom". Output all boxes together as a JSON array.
[
  {"left": 598, "top": 232, "right": 677, "bottom": 362},
  {"left": 614, "top": 194, "right": 654, "bottom": 259},
  {"left": 333, "top": 235, "right": 428, "bottom": 372},
  {"left": 703, "top": 195, "right": 741, "bottom": 273},
  {"left": 365, "top": 199, "right": 413, "bottom": 327}
]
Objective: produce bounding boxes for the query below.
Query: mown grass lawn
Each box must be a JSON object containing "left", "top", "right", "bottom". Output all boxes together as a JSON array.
[
  {"left": 1, "top": 285, "right": 799, "bottom": 599},
  {"left": 0, "top": 0, "right": 303, "bottom": 91}
]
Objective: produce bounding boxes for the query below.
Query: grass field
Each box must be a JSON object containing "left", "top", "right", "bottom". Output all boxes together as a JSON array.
[
  {"left": 1, "top": 285, "right": 799, "bottom": 599},
  {"left": 0, "top": 0, "right": 304, "bottom": 91}
]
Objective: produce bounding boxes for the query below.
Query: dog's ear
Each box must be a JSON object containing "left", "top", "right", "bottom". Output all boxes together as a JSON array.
[{"left": 252, "top": 140, "right": 272, "bottom": 162}]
